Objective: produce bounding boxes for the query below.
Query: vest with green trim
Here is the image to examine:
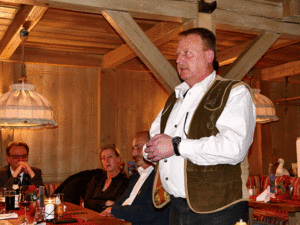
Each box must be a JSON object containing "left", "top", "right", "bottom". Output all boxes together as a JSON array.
[{"left": 155, "top": 76, "right": 250, "bottom": 213}]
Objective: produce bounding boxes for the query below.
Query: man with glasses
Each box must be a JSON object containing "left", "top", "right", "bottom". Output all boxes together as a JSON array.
[{"left": 0, "top": 140, "right": 44, "bottom": 188}]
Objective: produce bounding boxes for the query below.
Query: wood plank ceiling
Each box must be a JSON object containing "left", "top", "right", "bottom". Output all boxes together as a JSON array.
[{"left": 0, "top": 0, "right": 300, "bottom": 92}]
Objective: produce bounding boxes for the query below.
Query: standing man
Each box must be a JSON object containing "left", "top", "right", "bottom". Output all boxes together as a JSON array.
[
  {"left": 0, "top": 140, "right": 44, "bottom": 188},
  {"left": 100, "top": 131, "right": 170, "bottom": 225},
  {"left": 144, "top": 28, "right": 256, "bottom": 224}
]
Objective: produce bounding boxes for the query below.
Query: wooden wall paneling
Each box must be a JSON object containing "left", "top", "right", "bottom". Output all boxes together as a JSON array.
[
  {"left": 100, "top": 68, "right": 169, "bottom": 173},
  {"left": 0, "top": 62, "right": 15, "bottom": 168},
  {"left": 115, "top": 70, "right": 136, "bottom": 167},
  {"left": 99, "top": 69, "right": 117, "bottom": 168},
  {"left": 263, "top": 81, "right": 300, "bottom": 174}
]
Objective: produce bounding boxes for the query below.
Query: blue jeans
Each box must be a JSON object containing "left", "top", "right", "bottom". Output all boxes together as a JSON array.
[{"left": 169, "top": 196, "right": 248, "bottom": 225}]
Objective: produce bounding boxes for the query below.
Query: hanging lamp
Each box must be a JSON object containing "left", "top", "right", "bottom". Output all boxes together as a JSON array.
[
  {"left": 0, "top": 29, "right": 58, "bottom": 129},
  {"left": 251, "top": 89, "right": 279, "bottom": 124}
]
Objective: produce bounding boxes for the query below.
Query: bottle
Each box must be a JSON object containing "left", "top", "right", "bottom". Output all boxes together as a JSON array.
[{"left": 12, "top": 178, "right": 20, "bottom": 210}]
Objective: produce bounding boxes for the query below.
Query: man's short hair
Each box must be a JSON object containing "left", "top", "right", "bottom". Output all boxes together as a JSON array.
[{"left": 6, "top": 141, "right": 29, "bottom": 155}]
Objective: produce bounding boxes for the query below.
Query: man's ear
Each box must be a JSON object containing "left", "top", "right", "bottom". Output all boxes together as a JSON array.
[{"left": 206, "top": 50, "right": 214, "bottom": 64}]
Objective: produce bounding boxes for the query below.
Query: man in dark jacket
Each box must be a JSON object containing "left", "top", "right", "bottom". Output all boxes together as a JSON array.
[
  {"left": 100, "top": 131, "right": 170, "bottom": 225},
  {"left": 0, "top": 140, "right": 44, "bottom": 188}
]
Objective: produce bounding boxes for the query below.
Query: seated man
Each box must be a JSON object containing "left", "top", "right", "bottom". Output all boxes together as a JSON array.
[
  {"left": 100, "top": 131, "right": 170, "bottom": 225},
  {"left": 0, "top": 141, "right": 44, "bottom": 188}
]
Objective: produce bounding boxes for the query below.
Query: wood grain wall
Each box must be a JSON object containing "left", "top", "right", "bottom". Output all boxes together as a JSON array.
[
  {"left": 0, "top": 62, "right": 169, "bottom": 183},
  {"left": 99, "top": 68, "right": 169, "bottom": 172},
  {"left": 260, "top": 81, "right": 300, "bottom": 175}
]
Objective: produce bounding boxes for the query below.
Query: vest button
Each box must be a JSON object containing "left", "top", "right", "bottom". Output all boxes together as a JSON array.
[
  {"left": 165, "top": 177, "right": 168, "bottom": 181},
  {"left": 164, "top": 159, "right": 167, "bottom": 163},
  {"left": 174, "top": 125, "right": 177, "bottom": 128}
]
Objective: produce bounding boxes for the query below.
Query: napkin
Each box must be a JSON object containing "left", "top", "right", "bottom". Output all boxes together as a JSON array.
[
  {"left": 256, "top": 185, "right": 270, "bottom": 203},
  {"left": 0, "top": 213, "right": 18, "bottom": 220}
]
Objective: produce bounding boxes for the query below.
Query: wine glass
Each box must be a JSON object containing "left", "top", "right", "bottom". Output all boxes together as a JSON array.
[{"left": 19, "top": 186, "right": 32, "bottom": 224}]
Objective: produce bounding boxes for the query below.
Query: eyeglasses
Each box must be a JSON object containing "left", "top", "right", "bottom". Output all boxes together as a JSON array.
[{"left": 8, "top": 154, "right": 28, "bottom": 159}]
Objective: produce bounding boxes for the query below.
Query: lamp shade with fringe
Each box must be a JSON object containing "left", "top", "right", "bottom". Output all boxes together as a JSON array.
[
  {"left": 251, "top": 88, "right": 279, "bottom": 124},
  {"left": 0, "top": 83, "right": 58, "bottom": 129}
]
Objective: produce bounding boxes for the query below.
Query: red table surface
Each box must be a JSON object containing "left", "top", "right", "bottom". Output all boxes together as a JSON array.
[{"left": 1, "top": 202, "right": 131, "bottom": 225}]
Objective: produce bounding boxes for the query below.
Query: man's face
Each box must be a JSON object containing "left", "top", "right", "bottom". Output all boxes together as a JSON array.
[
  {"left": 132, "top": 136, "right": 147, "bottom": 168},
  {"left": 6, "top": 146, "right": 28, "bottom": 171},
  {"left": 176, "top": 34, "right": 214, "bottom": 87}
]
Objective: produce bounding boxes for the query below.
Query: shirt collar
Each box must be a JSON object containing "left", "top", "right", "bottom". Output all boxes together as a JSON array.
[
  {"left": 137, "top": 165, "right": 154, "bottom": 175},
  {"left": 175, "top": 71, "right": 216, "bottom": 98}
]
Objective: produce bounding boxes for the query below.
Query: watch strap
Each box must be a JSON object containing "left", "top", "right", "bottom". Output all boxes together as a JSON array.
[{"left": 172, "top": 137, "right": 181, "bottom": 156}]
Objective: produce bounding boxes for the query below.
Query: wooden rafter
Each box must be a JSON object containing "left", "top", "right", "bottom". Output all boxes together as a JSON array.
[
  {"left": 0, "top": 5, "right": 47, "bottom": 59},
  {"left": 103, "top": 20, "right": 194, "bottom": 69},
  {"left": 102, "top": 10, "right": 180, "bottom": 93},
  {"left": 223, "top": 31, "right": 281, "bottom": 80},
  {"left": 217, "top": 0, "right": 286, "bottom": 19},
  {"left": 7, "top": 47, "right": 103, "bottom": 68},
  {"left": 214, "top": 8, "right": 300, "bottom": 38},
  {"left": 273, "top": 96, "right": 300, "bottom": 103},
  {"left": 261, "top": 60, "right": 300, "bottom": 81},
  {"left": 0, "top": 0, "right": 198, "bottom": 21},
  {"left": 218, "top": 39, "right": 300, "bottom": 67}
]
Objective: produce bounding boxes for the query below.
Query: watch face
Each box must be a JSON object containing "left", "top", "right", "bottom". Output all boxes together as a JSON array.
[{"left": 173, "top": 137, "right": 181, "bottom": 144}]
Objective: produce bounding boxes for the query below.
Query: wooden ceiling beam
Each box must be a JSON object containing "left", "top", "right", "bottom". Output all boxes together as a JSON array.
[
  {"left": 103, "top": 20, "right": 194, "bottom": 69},
  {"left": 0, "top": 0, "right": 198, "bottom": 21},
  {"left": 103, "top": 10, "right": 180, "bottom": 93},
  {"left": 261, "top": 60, "right": 300, "bottom": 81},
  {"left": 7, "top": 47, "right": 103, "bottom": 68},
  {"left": 217, "top": 0, "right": 285, "bottom": 19},
  {"left": 215, "top": 8, "right": 300, "bottom": 38},
  {"left": 223, "top": 31, "right": 280, "bottom": 80},
  {"left": 218, "top": 39, "right": 300, "bottom": 67},
  {"left": 0, "top": 5, "right": 47, "bottom": 59}
]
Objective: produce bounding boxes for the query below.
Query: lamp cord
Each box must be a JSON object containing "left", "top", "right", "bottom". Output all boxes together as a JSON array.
[{"left": 20, "top": 29, "right": 29, "bottom": 83}]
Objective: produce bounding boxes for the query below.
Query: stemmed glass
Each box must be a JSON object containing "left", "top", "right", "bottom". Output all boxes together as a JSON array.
[{"left": 19, "top": 186, "right": 32, "bottom": 224}]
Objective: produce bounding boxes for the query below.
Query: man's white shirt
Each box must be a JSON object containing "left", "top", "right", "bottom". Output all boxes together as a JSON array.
[
  {"left": 122, "top": 166, "right": 154, "bottom": 206},
  {"left": 144, "top": 71, "right": 256, "bottom": 198}
]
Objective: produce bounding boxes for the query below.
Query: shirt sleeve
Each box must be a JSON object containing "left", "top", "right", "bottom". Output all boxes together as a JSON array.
[
  {"left": 179, "top": 85, "right": 256, "bottom": 165},
  {"left": 142, "top": 109, "right": 163, "bottom": 160}
]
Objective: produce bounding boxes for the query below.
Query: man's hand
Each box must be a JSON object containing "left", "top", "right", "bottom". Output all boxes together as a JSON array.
[
  {"left": 99, "top": 207, "right": 113, "bottom": 217},
  {"left": 145, "top": 134, "right": 174, "bottom": 162},
  {"left": 12, "top": 162, "right": 35, "bottom": 178},
  {"left": 105, "top": 200, "right": 114, "bottom": 207}
]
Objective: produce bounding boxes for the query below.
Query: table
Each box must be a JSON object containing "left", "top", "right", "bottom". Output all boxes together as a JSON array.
[
  {"left": 1, "top": 202, "right": 131, "bottom": 225},
  {"left": 248, "top": 199, "right": 300, "bottom": 225}
]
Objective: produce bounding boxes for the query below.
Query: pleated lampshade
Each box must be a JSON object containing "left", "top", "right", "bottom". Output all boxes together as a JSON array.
[
  {"left": 252, "top": 88, "right": 279, "bottom": 124},
  {"left": 0, "top": 83, "right": 58, "bottom": 129}
]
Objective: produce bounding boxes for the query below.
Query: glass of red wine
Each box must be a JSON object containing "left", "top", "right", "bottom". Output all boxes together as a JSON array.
[{"left": 20, "top": 186, "right": 32, "bottom": 224}]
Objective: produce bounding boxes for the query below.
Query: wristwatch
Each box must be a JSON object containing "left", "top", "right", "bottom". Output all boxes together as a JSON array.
[{"left": 172, "top": 136, "right": 181, "bottom": 156}]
